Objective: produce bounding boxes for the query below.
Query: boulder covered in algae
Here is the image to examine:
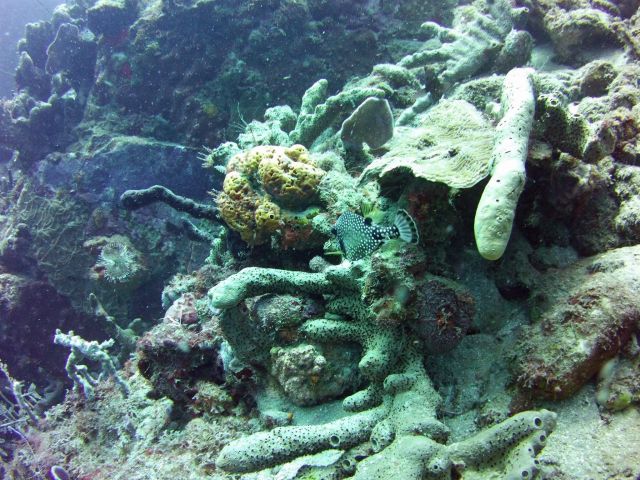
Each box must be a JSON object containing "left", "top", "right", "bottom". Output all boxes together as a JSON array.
[{"left": 515, "top": 245, "right": 640, "bottom": 400}]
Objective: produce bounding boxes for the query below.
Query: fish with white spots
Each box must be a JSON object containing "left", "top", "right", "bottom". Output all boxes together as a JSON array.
[{"left": 331, "top": 210, "right": 419, "bottom": 260}]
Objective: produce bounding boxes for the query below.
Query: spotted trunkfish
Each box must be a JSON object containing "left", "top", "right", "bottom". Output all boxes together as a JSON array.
[{"left": 331, "top": 210, "right": 419, "bottom": 260}]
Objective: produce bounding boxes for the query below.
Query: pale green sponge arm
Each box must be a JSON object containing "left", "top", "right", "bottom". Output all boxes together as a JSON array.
[
  {"left": 474, "top": 67, "right": 535, "bottom": 260},
  {"left": 216, "top": 404, "right": 389, "bottom": 473},
  {"left": 353, "top": 409, "right": 556, "bottom": 479},
  {"left": 300, "top": 318, "right": 406, "bottom": 381},
  {"left": 208, "top": 263, "right": 361, "bottom": 309},
  {"left": 447, "top": 409, "right": 556, "bottom": 463},
  {"left": 445, "top": 409, "right": 556, "bottom": 480}
]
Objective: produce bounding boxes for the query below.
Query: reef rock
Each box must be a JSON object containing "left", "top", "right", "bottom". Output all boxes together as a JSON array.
[
  {"left": 544, "top": 7, "right": 620, "bottom": 63},
  {"left": 38, "top": 135, "right": 211, "bottom": 201},
  {"left": 514, "top": 245, "right": 640, "bottom": 400},
  {"left": 136, "top": 306, "right": 225, "bottom": 408}
]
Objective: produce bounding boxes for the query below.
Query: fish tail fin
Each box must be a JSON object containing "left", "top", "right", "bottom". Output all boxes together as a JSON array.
[{"left": 394, "top": 209, "right": 419, "bottom": 244}]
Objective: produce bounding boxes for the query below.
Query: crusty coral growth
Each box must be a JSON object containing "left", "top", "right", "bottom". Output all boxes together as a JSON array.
[
  {"left": 216, "top": 144, "right": 326, "bottom": 247},
  {"left": 137, "top": 309, "right": 225, "bottom": 407}
]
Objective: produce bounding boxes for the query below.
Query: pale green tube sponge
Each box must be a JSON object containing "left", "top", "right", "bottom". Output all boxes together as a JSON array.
[{"left": 474, "top": 67, "right": 535, "bottom": 260}]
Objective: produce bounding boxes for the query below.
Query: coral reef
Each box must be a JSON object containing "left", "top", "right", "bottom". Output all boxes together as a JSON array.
[
  {"left": 1, "top": 6, "right": 97, "bottom": 165},
  {"left": 0, "top": 271, "right": 95, "bottom": 386},
  {"left": 2, "top": 0, "right": 640, "bottom": 479},
  {"left": 520, "top": 62, "right": 640, "bottom": 257},
  {"left": 544, "top": 8, "right": 621, "bottom": 63},
  {"left": 364, "top": 67, "right": 536, "bottom": 260},
  {"left": 270, "top": 343, "right": 360, "bottom": 407},
  {"left": 87, "top": 0, "right": 138, "bottom": 39},
  {"left": 290, "top": 81, "right": 388, "bottom": 147}
]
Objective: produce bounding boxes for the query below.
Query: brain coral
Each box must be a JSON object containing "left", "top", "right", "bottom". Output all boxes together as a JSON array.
[{"left": 217, "top": 145, "right": 326, "bottom": 247}]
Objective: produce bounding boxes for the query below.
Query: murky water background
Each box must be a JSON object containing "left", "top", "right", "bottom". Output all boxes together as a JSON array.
[{"left": 0, "top": 0, "right": 61, "bottom": 97}]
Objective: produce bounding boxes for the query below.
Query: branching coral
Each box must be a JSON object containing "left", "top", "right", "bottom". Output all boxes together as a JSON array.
[
  {"left": 399, "top": 0, "right": 531, "bottom": 92},
  {"left": 88, "top": 293, "right": 138, "bottom": 357},
  {"left": 289, "top": 79, "right": 388, "bottom": 147},
  {"left": 54, "top": 330, "right": 129, "bottom": 399}
]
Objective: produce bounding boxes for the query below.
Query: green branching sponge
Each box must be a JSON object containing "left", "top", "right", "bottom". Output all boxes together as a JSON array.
[
  {"left": 208, "top": 260, "right": 405, "bottom": 412},
  {"left": 208, "top": 258, "right": 557, "bottom": 478},
  {"left": 446, "top": 410, "right": 556, "bottom": 479},
  {"left": 354, "top": 407, "right": 556, "bottom": 479},
  {"left": 300, "top": 317, "right": 406, "bottom": 411},
  {"left": 208, "top": 262, "right": 362, "bottom": 309},
  {"left": 474, "top": 67, "right": 536, "bottom": 260},
  {"left": 215, "top": 338, "right": 556, "bottom": 479},
  {"left": 216, "top": 404, "right": 388, "bottom": 473}
]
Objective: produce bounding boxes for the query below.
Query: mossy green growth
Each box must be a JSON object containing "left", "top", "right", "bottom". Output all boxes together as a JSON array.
[{"left": 609, "top": 390, "right": 633, "bottom": 411}]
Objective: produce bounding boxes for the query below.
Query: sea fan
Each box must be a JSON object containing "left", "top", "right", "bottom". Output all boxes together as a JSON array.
[{"left": 96, "top": 242, "right": 140, "bottom": 283}]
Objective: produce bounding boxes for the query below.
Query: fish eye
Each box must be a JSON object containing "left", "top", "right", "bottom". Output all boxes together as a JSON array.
[{"left": 364, "top": 218, "right": 372, "bottom": 225}]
